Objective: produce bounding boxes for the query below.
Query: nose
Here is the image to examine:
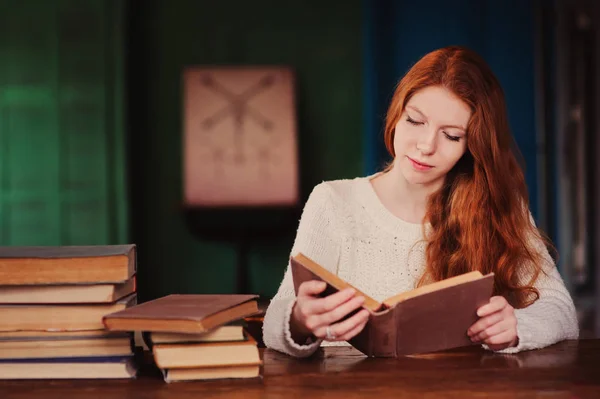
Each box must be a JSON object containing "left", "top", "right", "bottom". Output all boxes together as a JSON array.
[{"left": 417, "top": 129, "right": 437, "bottom": 155}]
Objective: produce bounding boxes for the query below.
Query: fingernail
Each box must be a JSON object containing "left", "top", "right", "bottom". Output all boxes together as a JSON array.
[{"left": 346, "top": 288, "right": 356, "bottom": 295}]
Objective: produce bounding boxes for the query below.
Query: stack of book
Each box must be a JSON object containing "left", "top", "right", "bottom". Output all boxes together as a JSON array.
[
  {"left": 0, "top": 245, "right": 139, "bottom": 379},
  {"left": 103, "top": 294, "right": 262, "bottom": 382}
]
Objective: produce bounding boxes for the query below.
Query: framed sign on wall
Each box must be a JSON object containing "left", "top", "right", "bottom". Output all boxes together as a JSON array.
[{"left": 183, "top": 66, "right": 299, "bottom": 208}]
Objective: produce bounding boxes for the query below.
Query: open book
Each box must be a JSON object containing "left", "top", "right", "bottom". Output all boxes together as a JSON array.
[{"left": 290, "top": 253, "right": 494, "bottom": 357}]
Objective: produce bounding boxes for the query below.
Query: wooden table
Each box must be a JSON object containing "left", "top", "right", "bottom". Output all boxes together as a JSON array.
[{"left": 1, "top": 339, "right": 599, "bottom": 398}]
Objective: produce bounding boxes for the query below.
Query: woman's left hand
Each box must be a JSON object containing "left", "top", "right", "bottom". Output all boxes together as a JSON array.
[{"left": 467, "top": 296, "right": 519, "bottom": 351}]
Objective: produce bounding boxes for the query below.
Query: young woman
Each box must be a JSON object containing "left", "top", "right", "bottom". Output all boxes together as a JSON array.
[{"left": 262, "top": 46, "right": 579, "bottom": 358}]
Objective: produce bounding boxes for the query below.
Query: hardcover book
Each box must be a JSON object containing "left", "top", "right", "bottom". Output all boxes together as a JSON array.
[{"left": 290, "top": 253, "right": 494, "bottom": 357}]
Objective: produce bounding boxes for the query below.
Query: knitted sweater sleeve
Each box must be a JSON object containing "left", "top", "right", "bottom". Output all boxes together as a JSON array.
[
  {"left": 485, "top": 215, "right": 579, "bottom": 353},
  {"left": 262, "top": 183, "right": 341, "bottom": 358}
]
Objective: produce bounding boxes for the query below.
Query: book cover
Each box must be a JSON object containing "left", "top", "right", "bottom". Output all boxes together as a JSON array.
[
  {"left": 0, "top": 244, "right": 136, "bottom": 285},
  {"left": 103, "top": 294, "right": 259, "bottom": 334}
]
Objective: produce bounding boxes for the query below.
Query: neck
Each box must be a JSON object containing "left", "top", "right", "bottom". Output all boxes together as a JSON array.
[{"left": 375, "top": 165, "right": 441, "bottom": 223}]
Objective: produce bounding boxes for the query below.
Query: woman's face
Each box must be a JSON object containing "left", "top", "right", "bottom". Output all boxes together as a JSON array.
[{"left": 393, "top": 85, "right": 471, "bottom": 190}]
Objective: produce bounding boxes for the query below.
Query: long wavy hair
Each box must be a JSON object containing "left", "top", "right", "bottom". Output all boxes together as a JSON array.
[{"left": 383, "top": 46, "right": 551, "bottom": 308}]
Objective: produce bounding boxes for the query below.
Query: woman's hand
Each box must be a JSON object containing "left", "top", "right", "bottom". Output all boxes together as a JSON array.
[
  {"left": 468, "top": 296, "right": 519, "bottom": 351},
  {"left": 290, "top": 281, "right": 370, "bottom": 344}
]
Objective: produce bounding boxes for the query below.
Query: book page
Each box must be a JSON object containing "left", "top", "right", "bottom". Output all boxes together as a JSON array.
[{"left": 382, "top": 271, "right": 487, "bottom": 308}]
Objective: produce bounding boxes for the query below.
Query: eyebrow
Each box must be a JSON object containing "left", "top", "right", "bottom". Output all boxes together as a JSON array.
[{"left": 406, "top": 105, "right": 466, "bottom": 131}]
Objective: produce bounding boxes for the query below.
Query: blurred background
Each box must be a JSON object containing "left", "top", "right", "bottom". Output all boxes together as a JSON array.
[{"left": 0, "top": 0, "right": 597, "bottom": 338}]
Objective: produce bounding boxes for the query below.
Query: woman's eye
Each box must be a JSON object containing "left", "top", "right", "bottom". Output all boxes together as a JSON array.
[
  {"left": 406, "top": 117, "right": 423, "bottom": 126},
  {"left": 444, "top": 132, "right": 461, "bottom": 142}
]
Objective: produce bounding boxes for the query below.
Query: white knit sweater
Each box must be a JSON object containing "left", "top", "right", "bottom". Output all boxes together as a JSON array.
[{"left": 262, "top": 174, "right": 579, "bottom": 358}]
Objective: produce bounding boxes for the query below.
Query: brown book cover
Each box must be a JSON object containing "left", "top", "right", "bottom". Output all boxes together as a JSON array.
[
  {"left": 152, "top": 334, "right": 261, "bottom": 369},
  {"left": 161, "top": 364, "right": 260, "bottom": 383},
  {"left": 0, "top": 335, "right": 134, "bottom": 360},
  {"left": 149, "top": 324, "right": 246, "bottom": 344},
  {"left": 0, "top": 276, "right": 136, "bottom": 304},
  {"left": 0, "top": 330, "right": 131, "bottom": 341},
  {"left": 0, "top": 244, "right": 136, "bottom": 285},
  {"left": 0, "top": 356, "right": 138, "bottom": 379},
  {"left": 103, "top": 294, "right": 260, "bottom": 334},
  {"left": 0, "top": 293, "right": 137, "bottom": 332},
  {"left": 290, "top": 253, "right": 494, "bottom": 357}
]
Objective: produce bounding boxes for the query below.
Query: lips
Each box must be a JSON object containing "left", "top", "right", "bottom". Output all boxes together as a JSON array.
[{"left": 407, "top": 156, "right": 433, "bottom": 171}]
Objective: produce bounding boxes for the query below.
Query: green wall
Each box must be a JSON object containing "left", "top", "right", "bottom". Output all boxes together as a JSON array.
[
  {"left": 128, "top": 0, "right": 364, "bottom": 300},
  {"left": 0, "top": 0, "right": 128, "bottom": 246}
]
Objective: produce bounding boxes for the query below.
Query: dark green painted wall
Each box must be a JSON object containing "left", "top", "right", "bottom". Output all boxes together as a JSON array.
[
  {"left": 0, "top": 0, "right": 128, "bottom": 246},
  {"left": 127, "top": 0, "right": 365, "bottom": 300}
]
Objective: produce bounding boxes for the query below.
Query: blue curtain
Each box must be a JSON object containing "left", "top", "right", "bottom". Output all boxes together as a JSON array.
[{"left": 363, "top": 0, "right": 539, "bottom": 219}]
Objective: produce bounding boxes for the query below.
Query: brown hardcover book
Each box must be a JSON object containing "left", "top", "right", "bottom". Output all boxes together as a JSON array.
[
  {"left": 152, "top": 334, "right": 261, "bottom": 369},
  {"left": 290, "top": 253, "right": 494, "bottom": 357},
  {"left": 0, "top": 245, "right": 136, "bottom": 285},
  {"left": 161, "top": 364, "right": 260, "bottom": 383},
  {"left": 149, "top": 325, "right": 246, "bottom": 344},
  {"left": 103, "top": 294, "right": 259, "bottom": 334},
  {"left": 0, "top": 330, "right": 130, "bottom": 341},
  {"left": 0, "top": 336, "right": 133, "bottom": 360},
  {"left": 0, "top": 356, "right": 138, "bottom": 379},
  {"left": 0, "top": 294, "right": 137, "bottom": 332},
  {"left": 0, "top": 276, "right": 136, "bottom": 304}
]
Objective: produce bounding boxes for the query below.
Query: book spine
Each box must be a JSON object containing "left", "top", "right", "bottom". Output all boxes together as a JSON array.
[
  {"left": 349, "top": 309, "right": 396, "bottom": 357},
  {"left": 369, "top": 309, "right": 397, "bottom": 357}
]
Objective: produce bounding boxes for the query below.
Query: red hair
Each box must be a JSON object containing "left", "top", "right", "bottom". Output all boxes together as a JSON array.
[{"left": 384, "top": 46, "right": 550, "bottom": 308}]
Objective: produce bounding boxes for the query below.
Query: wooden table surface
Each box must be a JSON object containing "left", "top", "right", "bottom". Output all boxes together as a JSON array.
[{"left": 1, "top": 339, "right": 599, "bottom": 399}]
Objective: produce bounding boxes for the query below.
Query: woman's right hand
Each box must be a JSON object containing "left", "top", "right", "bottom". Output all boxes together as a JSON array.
[{"left": 290, "top": 280, "right": 371, "bottom": 344}]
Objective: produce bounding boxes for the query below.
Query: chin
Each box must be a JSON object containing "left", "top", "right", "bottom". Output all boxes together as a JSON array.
[
  {"left": 402, "top": 171, "right": 431, "bottom": 185},
  {"left": 401, "top": 168, "right": 441, "bottom": 187}
]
